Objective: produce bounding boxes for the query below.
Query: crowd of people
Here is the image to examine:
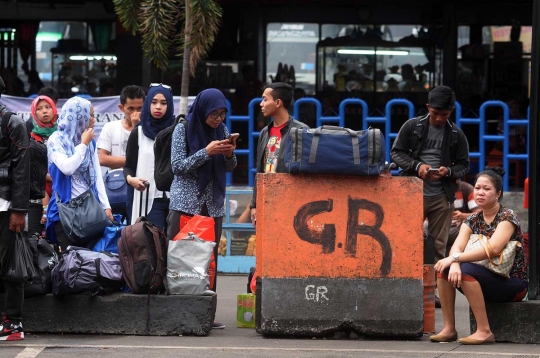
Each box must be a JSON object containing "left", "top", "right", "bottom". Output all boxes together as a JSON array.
[
  {"left": 0, "top": 75, "right": 530, "bottom": 344},
  {"left": 0, "top": 76, "right": 238, "bottom": 339}
]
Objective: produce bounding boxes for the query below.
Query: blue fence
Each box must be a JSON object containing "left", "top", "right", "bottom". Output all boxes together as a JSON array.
[{"left": 225, "top": 98, "right": 529, "bottom": 192}]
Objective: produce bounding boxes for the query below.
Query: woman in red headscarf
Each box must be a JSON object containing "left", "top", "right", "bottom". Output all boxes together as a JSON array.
[{"left": 28, "top": 95, "right": 57, "bottom": 236}]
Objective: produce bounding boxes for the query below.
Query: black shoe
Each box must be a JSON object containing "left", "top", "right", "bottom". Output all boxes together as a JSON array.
[
  {"left": 0, "top": 320, "right": 24, "bottom": 341},
  {"left": 435, "top": 296, "right": 441, "bottom": 308},
  {"left": 212, "top": 321, "right": 225, "bottom": 329}
]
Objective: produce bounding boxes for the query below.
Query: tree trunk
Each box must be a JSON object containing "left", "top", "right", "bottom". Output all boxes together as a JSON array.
[{"left": 179, "top": 0, "right": 191, "bottom": 115}]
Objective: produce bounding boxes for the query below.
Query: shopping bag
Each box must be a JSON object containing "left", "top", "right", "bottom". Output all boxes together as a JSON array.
[
  {"left": 174, "top": 214, "right": 216, "bottom": 290},
  {"left": 167, "top": 232, "right": 216, "bottom": 295},
  {"left": 3, "top": 232, "right": 40, "bottom": 283}
]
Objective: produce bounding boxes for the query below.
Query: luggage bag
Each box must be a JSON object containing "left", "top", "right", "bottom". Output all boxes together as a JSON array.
[
  {"left": 117, "top": 182, "right": 167, "bottom": 294},
  {"left": 284, "top": 125, "right": 386, "bottom": 176}
]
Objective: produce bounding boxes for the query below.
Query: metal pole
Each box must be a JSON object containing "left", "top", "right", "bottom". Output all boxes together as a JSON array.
[{"left": 528, "top": 0, "right": 540, "bottom": 300}]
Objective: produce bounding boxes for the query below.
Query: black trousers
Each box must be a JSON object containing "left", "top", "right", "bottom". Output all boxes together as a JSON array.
[
  {"left": 0, "top": 211, "right": 24, "bottom": 323},
  {"left": 27, "top": 202, "right": 44, "bottom": 237},
  {"left": 166, "top": 208, "right": 223, "bottom": 292}
]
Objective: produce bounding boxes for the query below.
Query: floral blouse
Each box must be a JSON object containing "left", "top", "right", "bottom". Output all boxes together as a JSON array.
[
  {"left": 169, "top": 122, "right": 236, "bottom": 218},
  {"left": 465, "top": 206, "right": 528, "bottom": 281}
]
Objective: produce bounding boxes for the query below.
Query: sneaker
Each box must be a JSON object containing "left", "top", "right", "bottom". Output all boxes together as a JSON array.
[
  {"left": 0, "top": 320, "right": 24, "bottom": 341},
  {"left": 212, "top": 321, "right": 225, "bottom": 329}
]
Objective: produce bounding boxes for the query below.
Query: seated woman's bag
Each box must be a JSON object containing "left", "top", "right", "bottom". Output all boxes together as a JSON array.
[{"left": 465, "top": 234, "right": 520, "bottom": 278}]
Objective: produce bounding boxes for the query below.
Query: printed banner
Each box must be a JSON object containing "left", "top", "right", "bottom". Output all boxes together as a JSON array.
[{"left": 0, "top": 94, "right": 195, "bottom": 139}]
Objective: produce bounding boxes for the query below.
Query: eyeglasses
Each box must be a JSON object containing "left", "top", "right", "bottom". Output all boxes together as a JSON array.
[
  {"left": 209, "top": 110, "right": 228, "bottom": 120},
  {"left": 150, "top": 83, "right": 172, "bottom": 92}
]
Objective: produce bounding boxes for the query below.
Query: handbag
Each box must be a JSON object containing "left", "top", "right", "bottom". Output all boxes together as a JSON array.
[
  {"left": 56, "top": 189, "right": 112, "bottom": 246},
  {"left": 103, "top": 169, "right": 128, "bottom": 215},
  {"left": 465, "top": 234, "right": 520, "bottom": 278}
]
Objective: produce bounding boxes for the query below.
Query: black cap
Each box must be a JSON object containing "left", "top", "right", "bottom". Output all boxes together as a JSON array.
[{"left": 0, "top": 75, "right": 5, "bottom": 97}]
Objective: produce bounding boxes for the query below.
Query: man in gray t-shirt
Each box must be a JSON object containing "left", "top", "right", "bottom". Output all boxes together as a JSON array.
[{"left": 391, "top": 86, "right": 470, "bottom": 263}]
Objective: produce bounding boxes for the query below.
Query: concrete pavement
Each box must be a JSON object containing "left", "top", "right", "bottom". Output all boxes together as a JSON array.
[{"left": 2, "top": 275, "right": 539, "bottom": 357}]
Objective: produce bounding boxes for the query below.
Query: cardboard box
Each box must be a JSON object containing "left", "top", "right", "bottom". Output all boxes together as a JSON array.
[{"left": 237, "top": 293, "right": 256, "bottom": 328}]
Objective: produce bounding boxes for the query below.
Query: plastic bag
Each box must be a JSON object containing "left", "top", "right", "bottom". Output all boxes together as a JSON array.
[
  {"left": 174, "top": 214, "right": 216, "bottom": 290},
  {"left": 3, "top": 232, "right": 40, "bottom": 283},
  {"left": 167, "top": 232, "right": 216, "bottom": 295}
]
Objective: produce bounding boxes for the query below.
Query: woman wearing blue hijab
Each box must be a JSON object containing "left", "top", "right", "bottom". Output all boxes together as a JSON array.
[
  {"left": 124, "top": 84, "right": 174, "bottom": 229},
  {"left": 46, "top": 96, "right": 113, "bottom": 249},
  {"left": 168, "top": 89, "right": 237, "bottom": 316}
]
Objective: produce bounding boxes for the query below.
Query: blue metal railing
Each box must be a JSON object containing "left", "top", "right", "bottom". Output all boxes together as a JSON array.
[
  {"left": 456, "top": 100, "right": 529, "bottom": 191},
  {"left": 221, "top": 189, "right": 256, "bottom": 273},
  {"left": 222, "top": 98, "right": 529, "bottom": 191}
]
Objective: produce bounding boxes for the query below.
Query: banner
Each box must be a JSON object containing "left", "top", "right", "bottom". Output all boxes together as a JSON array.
[{"left": 0, "top": 94, "right": 195, "bottom": 139}]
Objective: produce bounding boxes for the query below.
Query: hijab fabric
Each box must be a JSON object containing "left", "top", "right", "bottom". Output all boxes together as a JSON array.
[
  {"left": 139, "top": 85, "right": 175, "bottom": 140},
  {"left": 47, "top": 97, "right": 97, "bottom": 185},
  {"left": 30, "top": 95, "right": 57, "bottom": 141},
  {"left": 186, "top": 88, "right": 227, "bottom": 207}
]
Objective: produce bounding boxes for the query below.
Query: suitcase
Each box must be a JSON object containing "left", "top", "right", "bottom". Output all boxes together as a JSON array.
[
  {"left": 117, "top": 182, "right": 168, "bottom": 294},
  {"left": 284, "top": 125, "right": 386, "bottom": 176}
]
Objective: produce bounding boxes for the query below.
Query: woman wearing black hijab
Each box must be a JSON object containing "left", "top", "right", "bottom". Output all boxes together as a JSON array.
[
  {"left": 124, "top": 84, "right": 174, "bottom": 229},
  {"left": 168, "top": 89, "right": 237, "bottom": 315}
]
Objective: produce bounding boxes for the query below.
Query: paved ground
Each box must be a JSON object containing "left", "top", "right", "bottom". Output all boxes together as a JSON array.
[{"left": 2, "top": 275, "right": 539, "bottom": 357}]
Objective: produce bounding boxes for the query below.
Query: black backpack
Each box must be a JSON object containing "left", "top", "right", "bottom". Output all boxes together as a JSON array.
[{"left": 154, "top": 115, "right": 187, "bottom": 192}]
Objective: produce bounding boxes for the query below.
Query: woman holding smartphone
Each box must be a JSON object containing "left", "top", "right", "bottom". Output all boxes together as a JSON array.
[{"left": 167, "top": 88, "right": 237, "bottom": 328}]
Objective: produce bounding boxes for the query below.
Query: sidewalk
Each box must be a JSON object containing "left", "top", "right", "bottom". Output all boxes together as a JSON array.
[{"left": 2, "top": 275, "right": 539, "bottom": 358}]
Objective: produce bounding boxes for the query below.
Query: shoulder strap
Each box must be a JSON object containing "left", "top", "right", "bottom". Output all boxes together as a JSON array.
[
  {"left": 178, "top": 116, "right": 189, "bottom": 150},
  {"left": 145, "top": 222, "right": 166, "bottom": 292}
]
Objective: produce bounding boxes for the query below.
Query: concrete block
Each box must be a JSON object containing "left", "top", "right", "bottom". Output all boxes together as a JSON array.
[
  {"left": 469, "top": 300, "right": 540, "bottom": 343},
  {"left": 255, "top": 174, "right": 425, "bottom": 338},
  {"left": 258, "top": 278, "right": 424, "bottom": 338},
  {"left": 0, "top": 293, "right": 216, "bottom": 336}
]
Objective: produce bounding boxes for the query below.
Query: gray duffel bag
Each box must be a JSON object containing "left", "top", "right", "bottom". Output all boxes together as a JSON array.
[{"left": 167, "top": 232, "right": 216, "bottom": 295}]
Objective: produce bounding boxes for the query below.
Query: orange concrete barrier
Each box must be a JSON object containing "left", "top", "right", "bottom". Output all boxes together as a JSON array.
[
  {"left": 255, "top": 174, "right": 425, "bottom": 338},
  {"left": 256, "top": 174, "right": 424, "bottom": 279}
]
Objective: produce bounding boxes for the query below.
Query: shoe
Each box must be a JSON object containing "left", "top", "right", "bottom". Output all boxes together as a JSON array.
[
  {"left": 212, "top": 321, "right": 225, "bottom": 329},
  {"left": 0, "top": 320, "right": 24, "bottom": 341},
  {"left": 435, "top": 296, "right": 441, "bottom": 308},
  {"left": 458, "top": 333, "right": 495, "bottom": 345},
  {"left": 430, "top": 333, "right": 458, "bottom": 342}
]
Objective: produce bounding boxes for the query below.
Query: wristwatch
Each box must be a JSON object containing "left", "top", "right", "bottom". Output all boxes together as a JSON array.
[{"left": 452, "top": 253, "right": 460, "bottom": 263}]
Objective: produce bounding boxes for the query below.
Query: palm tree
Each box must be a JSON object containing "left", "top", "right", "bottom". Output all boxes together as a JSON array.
[{"left": 113, "top": 0, "right": 222, "bottom": 114}]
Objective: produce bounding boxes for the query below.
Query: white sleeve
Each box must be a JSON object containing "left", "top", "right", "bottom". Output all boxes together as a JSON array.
[
  {"left": 96, "top": 122, "right": 112, "bottom": 152},
  {"left": 94, "top": 148, "right": 111, "bottom": 209},
  {"left": 49, "top": 144, "right": 88, "bottom": 176}
]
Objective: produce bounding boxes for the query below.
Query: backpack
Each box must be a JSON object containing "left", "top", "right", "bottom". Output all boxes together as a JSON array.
[
  {"left": 51, "top": 247, "right": 125, "bottom": 296},
  {"left": 117, "top": 218, "right": 168, "bottom": 294},
  {"left": 154, "top": 114, "right": 187, "bottom": 192}
]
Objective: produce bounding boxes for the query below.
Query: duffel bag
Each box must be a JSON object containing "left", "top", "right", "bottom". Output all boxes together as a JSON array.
[
  {"left": 51, "top": 247, "right": 125, "bottom": 296},
  {"left": 284, "top": 125, "right": 386, "bottom": 176}
]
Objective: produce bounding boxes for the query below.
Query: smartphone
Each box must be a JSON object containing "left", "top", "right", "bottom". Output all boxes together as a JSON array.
[
  {"left": 427, "top": 167, "right": 439, "bottom": 173},
  {"left": 228, "top": 133, "right": 240, "bottom": 142}
]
